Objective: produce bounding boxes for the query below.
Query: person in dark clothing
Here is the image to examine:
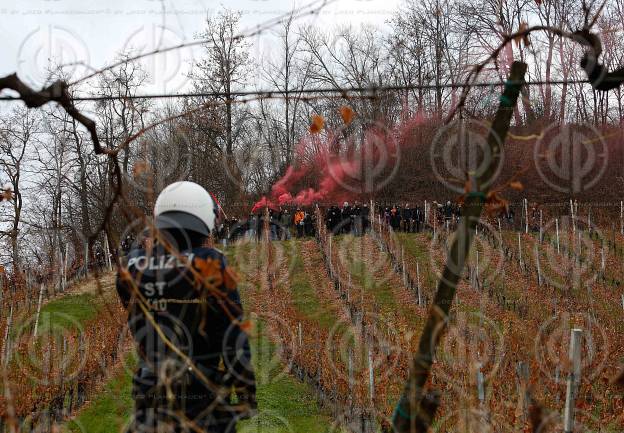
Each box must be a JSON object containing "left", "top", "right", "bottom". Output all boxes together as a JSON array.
[
  {"left": 352, "top": 202, "right": 362, "bottom": 236},
  {"left": 390, "top": 206, "right": 401, "bottom": 231},
  {"left": 122, "top": 234, "right": 135, "bottom": 256},
  {"left": 361, "top": 203, "right": 370, "bottom": 233},
  {"left": 279, "top": 209, "right": 292, "bottom": 240},
  {"left": 341, "top": 202, "right": 352, "bottom": 234},
  {"left": 326, "top": 205, "right": 338, "bottom": 233},
  {"left": 401, "top": 205, "right": 412, "bottom": 232},
  {"left": 505, "top": 207, "right": 515, "bottom": 227},
  {"left": 304, "top": 212, "right": 314, "bottom": 237},
  {"left": 255, "top": 213, "right": 263, "bottom": 242},
  {"left": 413, "top": 205, "right": 423, "bottom": 232},
  {"left": 117, "top": 181, "right": 256, "bottom": 433},
  {"left": 229, "top": 217, "right": 242, "bottom": 241},
  {"left": 269, "top": 209, "right": 278, "bottom": 241},
  {"left": 384, "top": 207, "right": 391, "bottom": 226},
  {"left": 443, "top": 201, "right": 453, "bottom": 230}
]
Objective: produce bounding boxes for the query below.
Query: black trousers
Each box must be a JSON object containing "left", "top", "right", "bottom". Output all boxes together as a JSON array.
[{"left": 127, "top": 366, "right": 238, "bottom": 433}]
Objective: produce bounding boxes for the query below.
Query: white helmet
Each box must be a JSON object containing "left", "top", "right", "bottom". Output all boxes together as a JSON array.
[{"left": 154, "top": 181, "right": 217, "bottom": 236}]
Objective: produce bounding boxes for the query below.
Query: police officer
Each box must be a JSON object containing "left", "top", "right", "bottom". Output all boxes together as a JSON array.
[{"left": 117, "top": 181, "right": 256, "bottom": 433}]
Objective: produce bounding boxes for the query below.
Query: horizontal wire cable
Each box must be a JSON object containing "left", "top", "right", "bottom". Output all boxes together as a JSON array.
[{"left": 0, "top": 78, "right": 609, "bottom": 102}]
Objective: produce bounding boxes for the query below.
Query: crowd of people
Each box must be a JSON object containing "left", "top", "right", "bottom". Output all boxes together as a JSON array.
[
  {"left": 218, "top": 200, "right": 475, "bottom": 242},
  {"left": 119, "top": 199, "right": 520, "bottom": 251}
]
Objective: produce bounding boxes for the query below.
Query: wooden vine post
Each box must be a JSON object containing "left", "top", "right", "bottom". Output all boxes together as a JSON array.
[
  {"left": 1, "top": 304, "right": 13, "bottom": 366},
  {"left": 104, "top": 235, "right": 113, "bottom": 271},
  {"left": 620, "top": 201, "right": 624, "bottom": 235},
  {"left": 563, "top": 329, "right": 583, "bottom": 433},
  {"left": 416, "top": 262, "right": 422, "bottom": 306},
  {"left": 392, "top": 61, "right": 527, "bottom": 433},
  {"left": 524, "top": 198, "right": 529, "bottom": 234},
  {"left": 555, "top": 219, "right": 561, "bottom": 254},
  {"left": 33, "top": 284, "right": 45, "bottom": 337}
]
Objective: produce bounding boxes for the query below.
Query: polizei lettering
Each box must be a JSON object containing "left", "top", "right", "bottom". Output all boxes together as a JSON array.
[{"left": 127, "top": 253, "right": 195, "bottom": 272}]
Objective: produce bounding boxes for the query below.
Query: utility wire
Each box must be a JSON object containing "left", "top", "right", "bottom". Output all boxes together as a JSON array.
[{"left": 0, "top": 78, "right": 610, "bottom": 102}]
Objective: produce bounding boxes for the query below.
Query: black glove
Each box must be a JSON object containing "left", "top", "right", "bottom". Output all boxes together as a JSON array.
[{"left": 234, "top": 389, "right": 257, "bottom": 419}]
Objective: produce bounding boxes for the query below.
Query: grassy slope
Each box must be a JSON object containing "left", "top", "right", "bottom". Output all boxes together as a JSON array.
[
  {"left": 335, "top": 234, "right": 422, "bottom": 328},
  {"left": 61, "top": 242, "right": 338, "bottom": 432},
  {"left": 287, "top": 240, "right": 339, "bottom": 330},
  {"left": 37, "top": 293, "right": 102, "bottom": 333},
  {"left": 64, "top": 353, "right": 137, "bottom": 433},
  {"left": 230, "top": 239, "right": 339, "bottom": 432},
  {"left": 63, "top": 330, "right": 337, "bottom": 433},
  {"left": 238, "top": 323, "right": 339, "bottom": 433}
]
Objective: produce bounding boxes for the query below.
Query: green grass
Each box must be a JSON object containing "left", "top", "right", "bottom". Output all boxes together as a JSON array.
[
  {"left": 11, "top": 292, "right": 105, "bottom": 340},
  {"left": 350, "top": 259, "right": 396, "bottom": 307},
  {"left": 227, "top": 240, "right": 343, "bottom": 431},
  {"left": 37, "top": 293, "right": 102, "bottom": 333},
  {"left": 239, "top": 321, "right": 339, "bottom": 433},
  {"left": 396, "top": 233, "right": 430, "bottom": 262},
  {"left": 396, "top": 232, "right": 448, "bottom": 289},
  {"left": 60, "top": 320, "right": 339, "bottom": 433},
  {"left": 64, "top": 352, "right": 137, "bottom": 433},
  {"left": 287, "top": 242, "right": 337, "bottom": 330},
  {"left": 63, "top": 241, "right": 342, "bottom": 432}
]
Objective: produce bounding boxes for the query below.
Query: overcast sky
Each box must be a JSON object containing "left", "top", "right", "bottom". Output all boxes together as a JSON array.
[{"left": 1, "top": 0, "right": 401, "bottom": 94}]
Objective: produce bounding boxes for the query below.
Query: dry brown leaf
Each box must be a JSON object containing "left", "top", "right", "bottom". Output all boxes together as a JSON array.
[
  {"left": 510, "top": 181, "right": 524, "bottom": 191},
  {"left": 239, "top": 320, "right": 254, "bottom": 333},
  {"left": 611, "top": 366, "right": 624, "bottom": 389},
  {"left": 310, "top": 114, "right": 325, "bottom": 134},
  {"left": 1, "top": 188, "right": 12, "bottom": 201},
  {"left": 339, "top": 106, "right": 355, "bottom": 125}
]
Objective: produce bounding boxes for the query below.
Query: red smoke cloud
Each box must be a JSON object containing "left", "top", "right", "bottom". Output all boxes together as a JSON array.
[{"left": 251, "top": 112, "right": 429, "bottom": 213}]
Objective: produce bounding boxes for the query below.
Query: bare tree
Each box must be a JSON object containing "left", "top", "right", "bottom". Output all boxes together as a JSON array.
[
  {"left": 261, "top": 13, "right": 311, "bottom": 166},
  {"left": 191, "top": 10, "right": 253, "bottom": 201},
  {"left": 0, "top": 106, "right": 39, "bottom": 273}
]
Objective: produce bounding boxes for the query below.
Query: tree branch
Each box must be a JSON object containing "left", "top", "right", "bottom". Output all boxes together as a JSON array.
[
  {"left": 0, "top": 74, "right": 102, "bottom": 153},
  {"left": 392, "top": 61, "right": 528, "bottom": 433}
]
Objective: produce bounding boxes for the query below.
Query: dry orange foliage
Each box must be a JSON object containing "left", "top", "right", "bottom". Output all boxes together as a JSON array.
[
  {"left": 310, "top": 114, "right": 325, "bottom": 134},
  {"left": 339, "top": 106, "right": 355, "bottom": 125}
]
